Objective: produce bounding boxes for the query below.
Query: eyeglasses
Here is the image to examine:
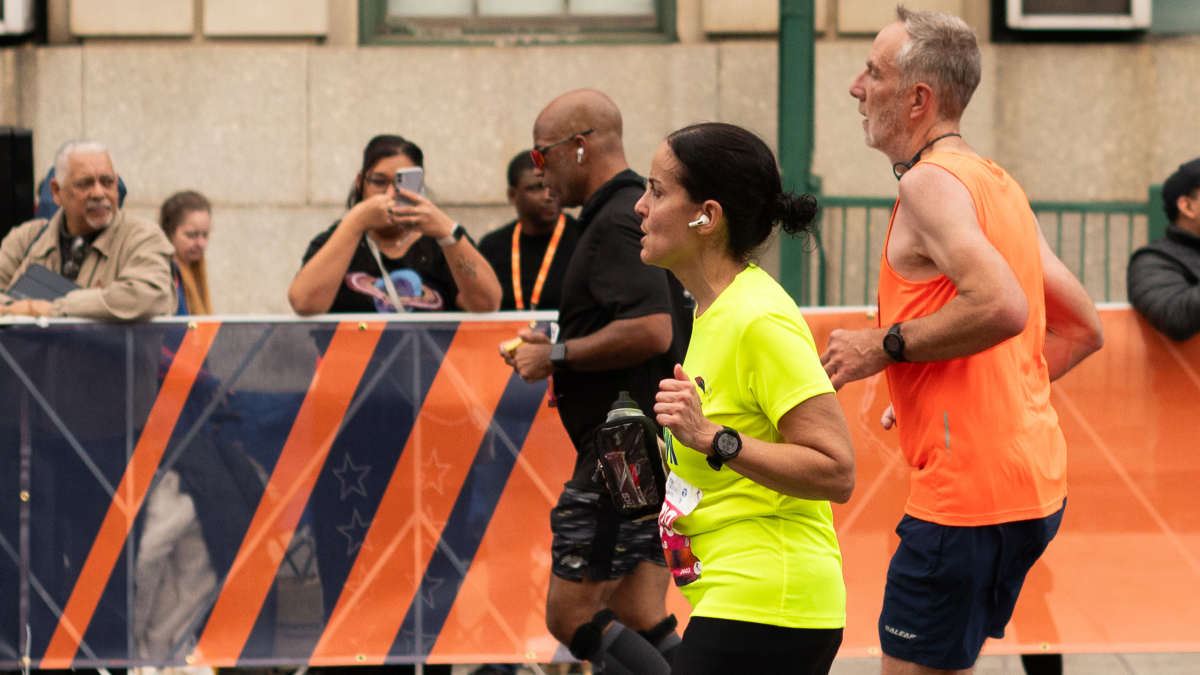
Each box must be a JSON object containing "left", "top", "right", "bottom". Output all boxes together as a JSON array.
[
  {"left": 531, "top": 128, "right": 596, "bottom": 169},
  {"left": 363, "top": 174, "right": 392, "bottom": 191}
]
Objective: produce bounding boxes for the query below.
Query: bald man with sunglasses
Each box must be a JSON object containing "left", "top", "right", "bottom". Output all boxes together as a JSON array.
[{"left": 501, "top": 89, "right": 691, "bottom": 675}]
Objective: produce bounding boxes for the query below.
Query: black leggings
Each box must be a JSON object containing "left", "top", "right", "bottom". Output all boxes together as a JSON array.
[{"left": 671, "top": 617, "right": 842, "bottom": 675}]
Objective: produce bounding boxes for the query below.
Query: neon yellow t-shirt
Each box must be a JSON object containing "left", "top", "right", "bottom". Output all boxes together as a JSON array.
[{"left": 664, "top": 265, "right": 845, "bottom": 629}]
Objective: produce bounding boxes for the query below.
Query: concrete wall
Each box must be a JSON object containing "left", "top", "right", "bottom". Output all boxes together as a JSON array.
[{"left": 3, "top": 28, "right": 1199, "bottom": 313}]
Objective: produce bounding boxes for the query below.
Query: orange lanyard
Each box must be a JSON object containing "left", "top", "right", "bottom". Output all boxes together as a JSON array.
[{"left": 512, "top": 214, "right": 566, "bottom": 310}]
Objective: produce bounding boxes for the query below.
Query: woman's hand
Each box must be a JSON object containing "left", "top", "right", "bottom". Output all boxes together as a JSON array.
[
  {"left": 655, "top": 364, "right": 720, "bottom": 453},
  {"left": 346, "top": 193, "right": 408, "bottom": 233},
  {"left": 392, "top": 188, "right": 456, "bottom": 240}
]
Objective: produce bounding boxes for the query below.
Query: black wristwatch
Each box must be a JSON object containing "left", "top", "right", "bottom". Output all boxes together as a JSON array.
[
  {"left": 549, "top": 342, "right": 569, "bottom": 371},
  {"left": 707, "top": 426, "right": 742, "bottom": 471},
  {"left": 883, "top": 322, "right": 908, "bottom": 363},
  {"left": 437, "top": 223, "right": 467, "bottom": 248}
]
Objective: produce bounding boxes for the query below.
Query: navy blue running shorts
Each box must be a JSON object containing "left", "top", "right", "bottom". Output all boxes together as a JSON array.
[{"left": 878, "top": 501, "right": 1065, "bottom": 671}]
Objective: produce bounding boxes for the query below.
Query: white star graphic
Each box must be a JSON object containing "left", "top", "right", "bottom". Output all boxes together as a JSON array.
[
  {"left": 336, "top": 508, "right": 373, "bottom": 556},
  {"left": 332, "top": 452, "right": 371, "bottom": 500},
  {"left": 422, "top": 450, "right": 454, "bottom": 494}
]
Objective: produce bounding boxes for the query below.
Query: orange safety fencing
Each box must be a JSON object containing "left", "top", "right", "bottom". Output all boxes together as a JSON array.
[
  {"left": 0, "top": 308, "right": 1195, "bottom": 668},
  {"left": 811, "top": 306, "right": 1200, "bottom": 657}
]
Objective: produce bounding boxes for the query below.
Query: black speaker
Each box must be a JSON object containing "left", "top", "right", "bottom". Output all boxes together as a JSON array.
[{"left": 0, "top": 126, "right": 35, "bottom": 243}]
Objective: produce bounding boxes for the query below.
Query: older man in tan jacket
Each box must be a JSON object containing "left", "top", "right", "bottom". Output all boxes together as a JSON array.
[{"left": 0, "top": 139, "right": 175, "bottom": 321}]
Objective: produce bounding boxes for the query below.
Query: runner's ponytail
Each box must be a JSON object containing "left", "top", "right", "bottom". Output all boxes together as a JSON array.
[{"left": 773, "top": 192, "right": 818, "bottom": 237}]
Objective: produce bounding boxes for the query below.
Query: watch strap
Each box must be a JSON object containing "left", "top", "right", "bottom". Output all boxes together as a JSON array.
[
  {"left": 549, "top": 342, "right": 568, "bottom": 370},
  {"left": 709, "top": 426, "right": 741, "bottom": 470},
  {"left": 884, "top": 322, "right": 908, "bottom": 363},
  {"left": 437, "top": 224, "right": 466, "bottom": 248}
]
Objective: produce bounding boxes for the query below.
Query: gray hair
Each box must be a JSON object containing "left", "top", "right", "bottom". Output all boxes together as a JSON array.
[
  {"left": 894, "top": 6, "right": 981, "bottom": 121},
  {"left": 54, "top": 139, "right": 112, "bottom": 181}
]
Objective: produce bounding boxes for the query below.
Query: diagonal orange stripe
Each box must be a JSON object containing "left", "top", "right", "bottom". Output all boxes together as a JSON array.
[
  {"left": 308, "top": 322, "right": 520, "bottom": 666},
  {"left": 190, "top": 321, "right": 384, "bottom": 666},
  {"left": 426, "top": 391, "right": 573, "bottom": 663},
  {"left": 40, "top": 321, "right": 222, "bottom": 669}
]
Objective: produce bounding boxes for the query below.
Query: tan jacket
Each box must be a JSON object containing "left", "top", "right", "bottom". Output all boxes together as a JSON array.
[{"left": 0, "top": 209, "right": 176, "bottom": 321}]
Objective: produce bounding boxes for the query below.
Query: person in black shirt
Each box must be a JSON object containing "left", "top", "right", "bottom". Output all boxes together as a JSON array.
[
  {"left": 478, "top": 151, "right": 580, "bottom": 311},
  {"left": 289, "top": 134, "right": 500, "bottom": 314},
  {"left": 501, "top": 89, "right": 690, "bottom": 675}
]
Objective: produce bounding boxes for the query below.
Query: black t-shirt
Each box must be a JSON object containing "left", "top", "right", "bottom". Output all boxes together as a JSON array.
[
  {"left": 554, "top": 169, "right": 692, "bottom": 490},
  {"left": 302, "top": 222, "right": 463, "bottom": 313},
  {"left": 477, "top": 215, "right": 580, "bottom": 311}
]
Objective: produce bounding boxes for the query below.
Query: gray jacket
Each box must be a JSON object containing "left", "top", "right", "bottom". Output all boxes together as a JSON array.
[
  {"left": 1127, "top": 225, "right": 1200, "bottom": 341},
  {"left": 0, "top": 209, "right": 176, "bottom": 321}
]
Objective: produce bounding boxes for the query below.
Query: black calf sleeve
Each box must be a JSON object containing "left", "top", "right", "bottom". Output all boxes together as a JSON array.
[
  {"left": 594, "top": 622, "right": 671, "bottom": 675},
  {"left": 569, "top": 609, "right": 617, "bottom": 660},
  {"left": 638, "top": 615, "right": 681, "bottom": 665},
  {"left": 638, "top": 615, "right": 678, "bottom": 645}
]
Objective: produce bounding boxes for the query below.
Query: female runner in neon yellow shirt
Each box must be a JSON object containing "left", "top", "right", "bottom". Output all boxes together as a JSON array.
[{"left": 634, "top": 122, "right": 856, "bottom": 675}]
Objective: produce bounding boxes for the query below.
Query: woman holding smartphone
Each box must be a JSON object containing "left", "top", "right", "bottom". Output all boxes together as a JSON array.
[
  {"left": 289, "top": 134, "right": 500, "bottom": 314},
  {"left": 636, "top": 123, "right": 855, "bottom": 675}
]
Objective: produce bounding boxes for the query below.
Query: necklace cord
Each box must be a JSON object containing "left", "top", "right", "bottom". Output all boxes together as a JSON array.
[{"left": 892, "top": 133, "right": 962, "bottom": 180}]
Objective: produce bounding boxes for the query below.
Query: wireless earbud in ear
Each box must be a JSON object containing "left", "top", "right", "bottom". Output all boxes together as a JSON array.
[
  {"left": 576, "top": 147, "right": 585, "bottom": 163},
  {"left": 688, "top": 214, "right": 711, "bottom": 228}
]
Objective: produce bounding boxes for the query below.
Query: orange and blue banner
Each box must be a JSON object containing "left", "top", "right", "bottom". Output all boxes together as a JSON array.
[{"left": 0, "top": 309, "right": 1197, "bottom": 668}]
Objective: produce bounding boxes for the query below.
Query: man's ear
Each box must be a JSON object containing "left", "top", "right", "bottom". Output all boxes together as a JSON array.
[
  {"left": 909, "top": 82, "right": 935, "bottom": 120},
  {"left": 507, "top": 185, "right": 518, "bottom": 205},
  {"left": 49, "top": 178, "right": 63, "bottom": 207},
  {"left": 1178, "top": 193, "right": 1200, "bottom": 222}
]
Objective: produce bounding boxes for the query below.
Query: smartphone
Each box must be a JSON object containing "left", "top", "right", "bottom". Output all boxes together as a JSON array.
[{"left": 394, "top": 167, "right": 425, "bottom": 206}]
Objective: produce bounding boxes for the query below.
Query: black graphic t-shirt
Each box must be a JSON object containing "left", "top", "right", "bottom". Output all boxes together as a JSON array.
[{"left": 302, "top": 221, "right": 465, "bottom": 313}]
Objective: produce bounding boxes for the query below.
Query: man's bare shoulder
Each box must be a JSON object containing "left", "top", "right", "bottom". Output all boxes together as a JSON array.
[
  {"left": 898, "top": 163, "right": 973, "bottom": 209},
  {"left": 896, "top": 162, "right": 978, "bottom": 233}
]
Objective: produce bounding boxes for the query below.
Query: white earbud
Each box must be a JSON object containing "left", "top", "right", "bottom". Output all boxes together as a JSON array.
[
  {"left": 576, "top": 147, "right": 585, "bottom": 163},
  {"left": 688, "top": 214, "right": 711, "bottom": 228}
]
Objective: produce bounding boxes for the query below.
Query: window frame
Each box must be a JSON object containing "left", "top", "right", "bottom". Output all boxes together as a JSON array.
[
  {"left": 1006, "top": 0, "right": 1150, "bottom": 31},
  {"left": 358, "top": 0, "right": 677, "bottom": 46}
]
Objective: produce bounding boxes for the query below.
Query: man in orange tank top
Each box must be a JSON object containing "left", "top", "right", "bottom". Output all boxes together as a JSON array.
[{"left": 818, "top": 8, "right": 1105, "bottom": 675}]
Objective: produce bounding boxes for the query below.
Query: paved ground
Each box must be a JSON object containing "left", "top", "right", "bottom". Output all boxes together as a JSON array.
[
  {"left": 449, "top": 653, "right": 1200, "bottom": 674},
  {"left": 830, "top": 653, "right": 1200, "bottom": 674}
]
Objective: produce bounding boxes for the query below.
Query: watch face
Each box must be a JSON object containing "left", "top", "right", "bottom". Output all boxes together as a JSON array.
[
  {"left": 715, "top": 431, "right": 739, "bottom": 457},
  {"left": 884, "top": 334, "right": 901, "bottom": 354}
]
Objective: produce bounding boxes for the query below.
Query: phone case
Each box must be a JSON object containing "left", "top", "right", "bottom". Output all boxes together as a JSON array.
[{"left": 394, "top": 168, "right": 425, "bottom": 206}]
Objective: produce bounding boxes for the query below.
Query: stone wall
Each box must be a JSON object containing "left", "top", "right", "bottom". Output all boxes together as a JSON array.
[{"left": 2, "top": 32, "right": 1199, "bottom": 313}]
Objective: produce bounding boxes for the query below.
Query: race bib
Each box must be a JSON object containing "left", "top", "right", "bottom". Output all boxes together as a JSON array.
[{"left": 659, "top": 473, "right": 703, "bottom": 587}]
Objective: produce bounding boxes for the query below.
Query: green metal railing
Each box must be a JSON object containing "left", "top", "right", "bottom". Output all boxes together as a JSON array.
[{"left": 781, "top": 186, "right": 1169, "bottom": 307}]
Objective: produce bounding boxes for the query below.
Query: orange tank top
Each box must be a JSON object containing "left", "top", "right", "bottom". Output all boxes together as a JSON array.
[{"left": 878, "top": 151, "right": 1067, "bottom": 527}]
